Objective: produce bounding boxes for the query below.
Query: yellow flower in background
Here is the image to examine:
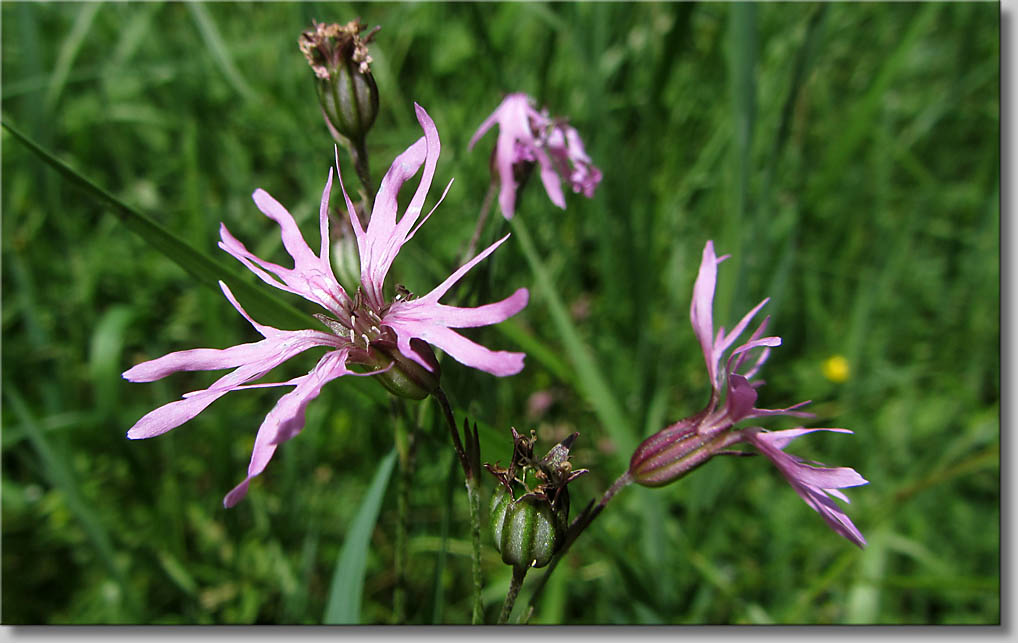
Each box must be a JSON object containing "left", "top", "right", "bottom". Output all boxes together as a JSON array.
[{"left": 822, "top": 355, "right": 851, "bottom": 383}]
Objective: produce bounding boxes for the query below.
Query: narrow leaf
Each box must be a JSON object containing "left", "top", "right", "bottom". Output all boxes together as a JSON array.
[
  {"left": 323, "top": 449, "right": 397, "bottom": 624},
  {"left": 2, "top": 120, "right": 314, "bottom": 331}
]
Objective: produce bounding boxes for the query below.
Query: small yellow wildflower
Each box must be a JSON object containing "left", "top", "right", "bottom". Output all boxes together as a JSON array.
[{"left": 822, "top": 355, "right": 850, "bottom": 383}]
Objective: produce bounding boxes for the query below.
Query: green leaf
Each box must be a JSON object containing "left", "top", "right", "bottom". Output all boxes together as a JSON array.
[
  {"left": 1, "top": 120, "right": 314, "bottom": 331},
  {"left": 323, "top": 450, "right": 397, "bottom": 624}
]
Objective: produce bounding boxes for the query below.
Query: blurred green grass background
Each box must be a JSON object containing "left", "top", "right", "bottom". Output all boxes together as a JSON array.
[{"left": 1, "top": 1, "right": 998, "bottom": 625}]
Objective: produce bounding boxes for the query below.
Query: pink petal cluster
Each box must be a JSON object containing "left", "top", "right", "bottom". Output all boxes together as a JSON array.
[
  {"left": 629, "top": 241, "right": 867, "bottom": 547},
  {"left": 744, "top": 428, "right": 869, "bottom": 548},
  {"left": 685, "top": 240, "right": 811, "bottom": 436},
  {"left": 468, "top": 93, "right": 602, "bottom": 219},
  {"left": 123, "top": 104, "right": 529, "bottom": 507}
]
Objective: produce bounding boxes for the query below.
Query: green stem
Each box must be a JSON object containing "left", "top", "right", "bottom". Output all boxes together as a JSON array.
[
  {"left": 392, "top": 401, "right": 420, "bottom": 623},
  {"left": 432, "top": 388, "right": 468, "bottom": 475},
  {"left": 432, "top": 387, "right": 484, "bottom": 623},
  {"left": 350, "top": 137, "right": 375, "bottom": 211},
  {"left": 520, "top": 471, "right": 633, "bottom": 623},
  {"left": 319, "top": 106, "right": 375, "bottom": 212},
  {"left": 461, "top": 179, "right": 497, "bottom": 265},
  {"left": 466, "top": 475, "right": 484, "bottom": 624},
  {"left": 499, "top": 566, "right": 529, "bottom": 624}
]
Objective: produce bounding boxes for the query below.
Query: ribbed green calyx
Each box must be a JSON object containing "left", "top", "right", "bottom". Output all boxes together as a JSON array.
[
  {"left": 485, "top": 429, "right": 588, "bottom": 571},
  {"left": 490, "top": 486, "right": 561, "bottom": 570}
]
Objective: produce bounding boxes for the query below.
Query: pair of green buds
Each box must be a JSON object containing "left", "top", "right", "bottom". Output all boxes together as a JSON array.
[{"left": 486, "top": 430, "right": 588, "bottom": 571}]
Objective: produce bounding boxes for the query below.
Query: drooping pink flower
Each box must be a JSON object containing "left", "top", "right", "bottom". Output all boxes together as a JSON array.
[
  {"left": 629, "top": 241, "right": 867, "bottom": 547},
  {"left": 469, "top": 93, "right": 601, "bottom": 219},
  {"left": 124, "top": 104, "right": 529, "bottom": 507}
]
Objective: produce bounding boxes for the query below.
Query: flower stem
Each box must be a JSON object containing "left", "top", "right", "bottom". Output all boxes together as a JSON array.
[
  {"left": 350, "top": 137, "right": 375, "bottom": 211},
  {"left": 461, "top": 179, "right": 497, "bottom": 264},
  {"left": 499, "top": 566, "right": 529, "bottom": 624},
  {"left": 466, "top": 474, "right": 484, "bottom": 624},
  {"left": 321, "top": 111, "right": 375, "bottom": 212},
  {"left": 519, "top": 471, "right": 633, "bottom": 623},
  {"left": 432, "top": 387, "right": 484, "bottom": 624},
  {"left": 392, "top": 400, "right": 422, "bottom": 623},
  {"left": 432, "top": 388, "right": 468, "bottom": 475}
]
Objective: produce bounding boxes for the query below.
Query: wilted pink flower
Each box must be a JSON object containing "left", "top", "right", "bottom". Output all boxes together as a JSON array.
[
  {"left": 744, "top": 428, "right": 868, "bottom": 548},
  {"left": 124, "top": 104, "right": 529, "bottom": 507},
  {"left": 629, "top": 241, "right": 867, "bottom": 547},
  {"left": 468, "top": 93, "right": 601, "bottom": 219}
]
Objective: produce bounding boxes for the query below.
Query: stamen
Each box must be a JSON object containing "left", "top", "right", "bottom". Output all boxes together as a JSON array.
[{"left": 313, "top": 313, "right": 349, "bottom": 337}]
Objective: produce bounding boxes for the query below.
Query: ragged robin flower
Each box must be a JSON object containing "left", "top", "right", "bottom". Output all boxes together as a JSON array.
[
  {"left": 628, "top": 241, "right": 868, "bottom": 547},
  {"left": 469, "top": 93, "right": 601, "bottom": 219},
  {"left": 123, "top": 104, "right": 529, "bottom": 507}
]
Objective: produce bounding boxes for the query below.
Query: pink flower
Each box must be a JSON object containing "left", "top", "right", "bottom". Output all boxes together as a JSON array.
[
  {"left": 629, "top": 241, "right": 866, "bottom": 546},
  {"left": 744, "top": 428, "right": 869, "bottom": 548},
  {"left": 469, "top": 93, "right": 601, "bottom": 219},
  {"left": 124, "top": 104, "right": 529, "bottom": 507}
]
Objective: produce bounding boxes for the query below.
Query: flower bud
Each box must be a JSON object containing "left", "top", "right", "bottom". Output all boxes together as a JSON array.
[
  {"left": 367, "top": 339, "right": 440, "bottom": 400},
  {"left": 299, "top": 20, "right": 380, "bottom": 145},
  {"left": 628, "top": 419, "right": 742, "bottom": 487},
  {"left": 490, "top": 486, "right": 563, "bottom": 570}
]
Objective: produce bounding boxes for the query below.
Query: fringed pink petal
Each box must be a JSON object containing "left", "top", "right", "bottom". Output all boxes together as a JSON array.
[
  {"left": 124, "top": 332, "right": 334, "bottom": 439},
  {"left": 394, "top": 104, "right": 441, "bottom": 245},
  {"left": 718, "top": 297, "right": 770, "bottom": 358},
  {"left": 361, "top": 136, "right": 428, "bottom": 306},
  {"left": 536, "top": 147, "right": 566, "bottom": 209},
  {"left": 318, "top": 167, "right": 334, "bottom": 272},
  {"left": 745, "top": 428, "right": 868, "bottom": 548},
  {"left": 222, "top": 349, "right": 352, "bottom": 508},
  {"left": 389, "top": 321, "right": 525, "bottom": 377},
  {"left": 219, "top": 224, "right": 302, "bottom": 298},
  {"left": 390, "top": 288, "right": 529, "bottom": 330},
  {"left": 416, "top": 233, "right": 512, "bottom": 304},
  {"left": 252, "top": 189, "right": 321, "bottom": 270},
  {"left": 690, "top": 241, "right": 724, "bottom": 387}
]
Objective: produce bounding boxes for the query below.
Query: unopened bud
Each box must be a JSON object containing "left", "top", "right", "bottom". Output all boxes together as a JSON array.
[
  {"left": 628, "top": 419, "right": 742, "bottom": 487},
  {"left": 299, "top": 19, "right": 380, "bottom": 145},
  {"left": 367, "top": 339, "right": 440, "bottom": 400}
]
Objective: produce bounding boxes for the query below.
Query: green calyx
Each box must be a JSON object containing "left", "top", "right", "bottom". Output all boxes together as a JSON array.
[
  {"left": 490, "top": 486, "right": 562, "bottom": 570},
  {"left": 368, "top": 340, "right": 441, "bottom": 401},
  {"left": 485, "top": 429, "right": 588, "bottom": 571}
]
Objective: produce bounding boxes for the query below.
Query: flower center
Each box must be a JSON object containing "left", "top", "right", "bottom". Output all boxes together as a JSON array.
[{"left": 314, "top": 287, "right": 389, "bottom": 351}]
